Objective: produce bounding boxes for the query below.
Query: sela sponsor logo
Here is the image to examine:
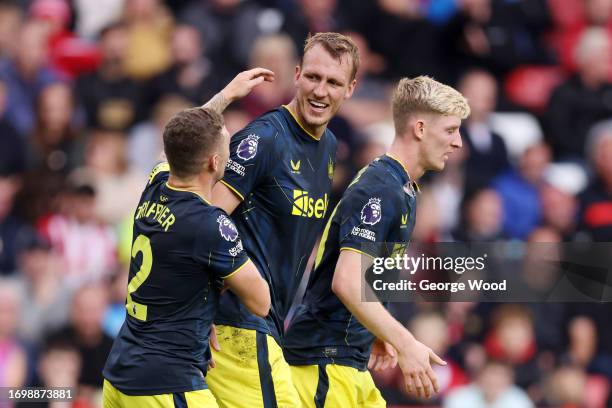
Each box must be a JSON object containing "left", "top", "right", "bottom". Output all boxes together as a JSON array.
[
  {"left": 217, "top": 215, "right": 239, "bottom": 242},
  {"left": 351, "top": 226, "right": 376, "bottom": 241},
  {"left": 361, "top": 198, "right": 382, "bottom": 226},
  {"left": 291, "top": 190, "right": 329, "bottom": 219},
  {"left": 236, "top": 134, "right": 260, "bottom": 161},
  {"left": 226, "top": 158, "right": 245, "bottom": 176}
]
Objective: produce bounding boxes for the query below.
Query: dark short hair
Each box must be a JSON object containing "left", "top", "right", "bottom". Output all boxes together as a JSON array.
[
  {"left": 163, "top": 108, "right": 224, "bottom": 178},
  {"left": 302, "top": 32, "right": 360, "bottom": 81}
]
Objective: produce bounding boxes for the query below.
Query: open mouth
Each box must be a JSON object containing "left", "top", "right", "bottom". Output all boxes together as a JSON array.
[{"left": 308, "top": 100, "right": 329, "bottom": 113}]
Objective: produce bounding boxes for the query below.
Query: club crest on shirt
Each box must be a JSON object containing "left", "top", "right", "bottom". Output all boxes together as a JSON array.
[
  {"left": 361, "top": 197, "right": 382, "bottom": 226},
  {"left": 236, "top": 134, "right": 260, "bottom": 161},
  {"left": 217, "top": 215, "right": 239, "bottom": 242}
]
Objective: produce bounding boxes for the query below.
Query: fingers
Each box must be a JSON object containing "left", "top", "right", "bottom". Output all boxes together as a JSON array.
[
  {"left": 245, "top": 67, "right": 275, "bottom": 82},
  {"left": 429, "top": 350, "right": 447, "bottom": 366},
  {"left": 210, "top": 325, "right": 221, "bottom": 351},
  {"left": 411, "top": 372, "right": 425, "bottom": 399},
  {"left": 368, "top": 354, "right": 377, "bottom": 370},
  {"left": 426, "top": 366, "right": 440, "bottom": 394},
  {"left": 208, "top": 356, "right": 216, "bottom": 369},
  {"left": 418, "top": 370, "right": 434, "bottom": 399}
]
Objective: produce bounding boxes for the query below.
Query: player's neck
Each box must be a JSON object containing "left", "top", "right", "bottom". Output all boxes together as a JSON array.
[
  {"left": 387, "top": 140, "right": 424, "bottom": 181},
  {"left": 286, "top": 99, "right": 325, "bottom": 139},
  {"left": 167, "top": 173, "right": 214, "bottom": 204}
]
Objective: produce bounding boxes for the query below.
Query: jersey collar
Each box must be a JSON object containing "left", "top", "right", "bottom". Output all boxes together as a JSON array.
[
  {"left": 281, "top": 105, "right": 324, "bottom": 142},
  {"left": 383, "top": 153, "right": 420, "bottom": 192}
]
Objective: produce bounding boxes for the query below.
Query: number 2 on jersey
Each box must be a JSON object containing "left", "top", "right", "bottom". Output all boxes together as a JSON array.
[{"left": 126, "top": 234, "right": 152, "bottom": 321}]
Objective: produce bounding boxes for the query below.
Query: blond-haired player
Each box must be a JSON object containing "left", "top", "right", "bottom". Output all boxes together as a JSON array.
[{"left": 283, "top": 76, "right": 470, "bottom": 407}]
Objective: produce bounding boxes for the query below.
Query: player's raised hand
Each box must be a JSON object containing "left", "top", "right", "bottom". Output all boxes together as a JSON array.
[
  {"left": 397, "top": 338, "right": 446, "bottom": 400},
  {"left": 221, "top": 68, "right": 275, "bottom": 102},
  {"left": 368, "top": 338, "right": 398, "bottom": 372}
]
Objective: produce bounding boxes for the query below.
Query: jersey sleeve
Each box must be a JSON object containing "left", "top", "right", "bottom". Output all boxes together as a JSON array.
[
  {"left": 193, "top": 209, "right": 250, "bottom": 279},
  {"left": 220, "top": 121, "right": 277, "bottom": 201},
  {"left": 337, "top": 187, "right": 399, "bottom": 258}
]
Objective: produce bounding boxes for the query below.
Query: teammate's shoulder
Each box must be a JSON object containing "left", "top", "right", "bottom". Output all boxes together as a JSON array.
[
  {"left": 238, "top": 109, "right": 283, "bottom": 140},
  {"left": 147, "top": 162, "right": 170, "bottom": 185}
]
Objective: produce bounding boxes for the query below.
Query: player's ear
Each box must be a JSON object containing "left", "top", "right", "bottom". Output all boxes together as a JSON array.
[
  {"left": 294, "top": 64, "right": 301, "bottom": 83},
  {"left": 413, "top": 119, "right": 425, "bottom": 141},
  {"left": 210, "top": 153, "right": 220, "bottom": 173},
  {"left": 345, "top": 79, "right": 357, "bottom": 99}
]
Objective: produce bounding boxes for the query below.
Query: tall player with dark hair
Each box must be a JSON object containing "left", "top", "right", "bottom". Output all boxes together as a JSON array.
[
  {"left": 284, "top": 76, "right": 470, "bottom": 407},
  {"left": 206, "top": 33, "right": 360, "bottom": 407},
  {"left": 102, "top": 69, "right": 274, "bottom": 408}
]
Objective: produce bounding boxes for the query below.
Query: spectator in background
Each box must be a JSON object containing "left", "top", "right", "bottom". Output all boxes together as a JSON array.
[
  {"left": 556, "top": 0, "right": 612, "bottom": 76},
  {"left": 144, "top": 24, "right": 221, "bottom": 114},
  {"left": 484, "top": 305, "right": 540, "bottom": 390},
  {"left": 13, "top": 231, "right": 71, "bottom": 345},
  {"left": 546, "top": 28, "right": 612, "bottom": 160},
  {"left": 129, "top": 95, "right": 191, "bottom": 175},
  {"left": 122, "top": 0, "right": 173, "bottom": 80},
  {"left": 47, "top": 284, "right": 113, "bottom": 399},
  {"left": 180, "top": 0, "right": 267, "bottom": 84},
  {"left": 15, "top": 336, "right": 83, "bottom": 408},
  {"left": 0, "top": 77, "right": 26, "bottom": 178},
  {"left": 539, "top": 180, "right": 578, "bottom": 241},
  {"left": 239, "top": 33, "right": 296, "bottom": 117},
  {"left": 76, "top": 22, "right": 142, "bottom": 132},
  {"left": 282, "top": 0, "right": 345, "bottom": 53},
  {"left": 458, "top": 69, "right": 510, "bottom": 196},
  {"left": 29, "top": 0, "right": 100, "bottom": 79},
  {"left": 75, "top": 130, "right": 143, "bottom": 224},
  {"left": 337, "top": 31, "right": 392, "bottom": 128},
  {"left": 578, "top": 120, "right": 612, "bottom": 241},
  {"left": 101, "top": 269, "right": 127, "bottom": 338},
  {"left": 454, "top": 188, "right": 504, "bottom": 241},
  {"left": 27, "top": 82, "right": 81, "bottom": 174},
  {"left": 38, "top": 181, "right": 117, "bottom": 288},
  {"left": 441, "top": 0, "right": 553, "bottom": 81},
  {"left": 445, "top": 360, "right": 534, "bottom": 408},
  {"left": 0, "top": 21, "right": 58, "bottom": 137},
  {"left": 492, "top": 143, "right": 551, "bottom": 240},
  {"left": 0, "top": 2, "right": 22, "bottom": 59},
  {"left": 0, "top": 279, "right": 27, "bottom": 388},
  {"left": 0, "top": 172, "right": 25, "bottom": 275},
  {"left": 72, "top": 0, "right": 124, "bottom": 40},
  {"left": 543, "top": 366, "right": 587, "bottom": 407}
]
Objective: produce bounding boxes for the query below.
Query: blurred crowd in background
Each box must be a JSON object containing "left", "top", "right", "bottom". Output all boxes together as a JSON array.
[{"left": 0, "top": 0, "right": 611, "bottom": 407}]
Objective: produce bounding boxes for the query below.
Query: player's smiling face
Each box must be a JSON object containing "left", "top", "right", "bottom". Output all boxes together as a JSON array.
[
  {"left": 421, "top": 114, "right": 462, "bottom": 171},
  {"left": 294, "top": 44, "right": 356, "bottom": 135}
]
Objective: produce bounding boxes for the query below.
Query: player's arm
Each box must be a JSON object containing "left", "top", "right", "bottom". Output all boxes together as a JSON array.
[
  {"left": 212, "top": 182, "right": 242, "bottom": 214},
  {"left": 224, "top": 259, "right": 270, "bottom": 317},
  {"left": 331, "top": 250, "right": 446, "bottom": 399},
  {"left": 201, "top": 67, "right": 275, "bottom": 115}
]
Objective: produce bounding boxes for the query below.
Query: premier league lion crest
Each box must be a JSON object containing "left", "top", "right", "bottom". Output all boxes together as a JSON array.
[
  {"left": 361, "top": 197, "right": 382, "bottom": 225},
  {"left": 236, "top": 134, "right": 260, "bottom": 161},
  {"left": 217, "top": 215, "right": 239, "bottom": 242}
]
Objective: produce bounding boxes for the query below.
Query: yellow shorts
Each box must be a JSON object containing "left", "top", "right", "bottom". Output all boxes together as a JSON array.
[
  {"left": 103, "top": 379, "right": 218, "bottom": 408},
  {"left": 206, "top": 325, "right": 300, "bottom": 408},
  {"left": 290, "top": 364, "right": 386, "bottom": 408}
]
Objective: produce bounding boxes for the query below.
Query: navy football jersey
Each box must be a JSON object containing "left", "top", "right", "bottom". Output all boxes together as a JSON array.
[
  {"left": 215, "top": 106, "right": 337, "bottom": 339},
  {"left": 103, "top": 163, "right": 249, "bottom": 395},
  {"left": 283, "top": 154, "right": 418, "bottom": 370}
]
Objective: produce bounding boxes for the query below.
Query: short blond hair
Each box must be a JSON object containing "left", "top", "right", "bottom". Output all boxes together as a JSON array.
[
  {"left": 303, "top": 32, "right": 360, "bottom": 81},
  {"left": 392, "top": 76, "right": 470, "bottom": 135}
]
